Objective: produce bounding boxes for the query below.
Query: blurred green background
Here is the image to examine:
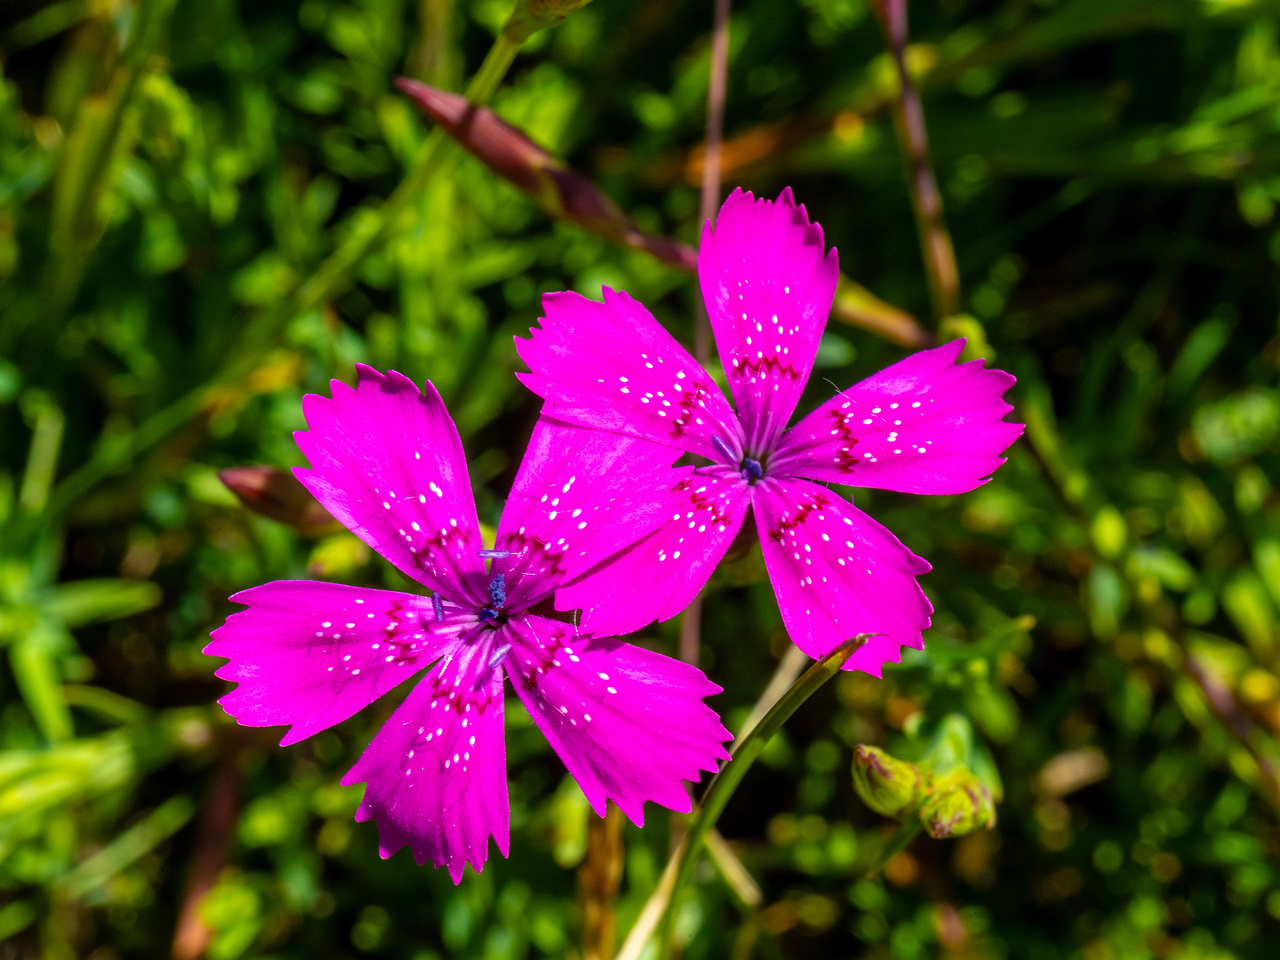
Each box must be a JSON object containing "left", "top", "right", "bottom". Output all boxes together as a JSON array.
[{"left": 5, "top": 0, "right": 1280, "bottom": 957}]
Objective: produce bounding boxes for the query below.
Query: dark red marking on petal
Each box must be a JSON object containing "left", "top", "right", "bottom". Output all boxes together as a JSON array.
[{"left": 728, "top": 352, "right": 804, "bottom": 385}]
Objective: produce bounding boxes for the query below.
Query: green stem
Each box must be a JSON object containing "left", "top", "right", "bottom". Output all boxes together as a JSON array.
[
  {"left": 865, "top": 820, "right": 922, "bottom": 878},
  {"left": 38, "top": 0, "right": 178, "bottom": 328},
  {"left": 654, "top": 635, "right": 868, "bottom": 959},
  {"left": 19, "top": 402, "right": 65, "bottom": 515}
]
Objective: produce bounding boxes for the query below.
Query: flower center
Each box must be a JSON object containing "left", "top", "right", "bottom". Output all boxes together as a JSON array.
[{"left": 711, "top": 434, "right": 767, "bottom": 484}]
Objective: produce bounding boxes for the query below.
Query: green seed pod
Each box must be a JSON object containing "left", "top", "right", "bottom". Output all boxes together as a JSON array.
[
  {"left": 852, "top": 745, "right": 926, "bottom": 818},
  {"left": 918, "top": 767, "right": 996, "bottom": 839}
]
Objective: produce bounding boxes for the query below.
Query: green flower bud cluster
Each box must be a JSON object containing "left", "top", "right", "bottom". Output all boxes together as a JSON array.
[{"left": 851, "top": 734, "right": 998, "bottom": 840}]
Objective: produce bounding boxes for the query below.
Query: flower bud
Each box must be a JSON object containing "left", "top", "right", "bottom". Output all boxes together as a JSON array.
[
  {"left": 219, "top": 466, "right": 338, "bottom": 536},
  {"left": 918, "top": 767, "right": 996, "bottom": 839},
  {"left": 396, "top": 80, "right": 697, "bottom": 274},
  {"left": 852, "top": 745, "right": 926, "bottom": 818}
]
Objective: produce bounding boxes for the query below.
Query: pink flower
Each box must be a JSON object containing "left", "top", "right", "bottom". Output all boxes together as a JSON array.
[
  {"left": 206, "top": 368, "right": 731, "bottom": 882},
  {"left": 518, "top": 188, "right": 1024, "bottom": 676}
]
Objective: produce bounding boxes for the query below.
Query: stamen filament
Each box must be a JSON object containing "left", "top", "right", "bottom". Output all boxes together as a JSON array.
[{"left": 710, "top": 434, "right": 738, "bottom": 466}]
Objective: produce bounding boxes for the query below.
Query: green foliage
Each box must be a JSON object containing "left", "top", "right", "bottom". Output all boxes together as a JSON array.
[{"left": 4, "top": 0, "right": 1280, "bottom": 958}]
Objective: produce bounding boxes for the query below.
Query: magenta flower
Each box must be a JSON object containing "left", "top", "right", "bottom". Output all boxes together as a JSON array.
[
  {"left": 206, "top": 367, "right": 731, "bottom": 882},
  {"left": 518, "top": 189, "right": 1023, "bottom": 676}
]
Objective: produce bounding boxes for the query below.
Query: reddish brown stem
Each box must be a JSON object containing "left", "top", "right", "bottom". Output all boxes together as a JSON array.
[
  {"left": 171, "top": 744, "right": 243, "bottom": 960},
  {"left": 682, "top": 0, "right": 732, "bottom": 674},
  {"left": 871, "top": 0, "right": 960, "bottom": 321},
  {"left": 579, "top": 804, "right": 626, "bottom": 960},
  {"left": 694, "top": 0, "right": 732, "bottom": 366},
  {"left": 1183, "top": 654, "right": 1280, "bottom": 813}
]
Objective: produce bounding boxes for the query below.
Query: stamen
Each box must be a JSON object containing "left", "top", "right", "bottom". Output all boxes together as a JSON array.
[
  {"left": 478, "top": 548, "right": 512, "bottom": 559},
  {"left": 432, "top": 594, "right": 445, "bottom": 622},
  {"left": 742, "top": 457, "right": 764, "bottom": 482},
  {"left": 710, "top": 434, "right": 737, "bottom": 465},
  {"left": 487, "top": 643, "right": 512, "bottom": 669},
  {"left": 478, "top": 607, "right": 500, "bottom": 622},
  {"left": 488, "top": 572, "right": 506, "bottom": 608}
]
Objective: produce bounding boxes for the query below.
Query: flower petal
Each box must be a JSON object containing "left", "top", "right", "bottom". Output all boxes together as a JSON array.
[
  {"left": 754, "top": 478, "right": 932, "bottom": 676},
  {"left": 517, "top": 288, "right": 742, "bottom": 460},
  {"left": 506, "top": 615, "right": 731, "bottom": 824},
  {"left": 554, "top": 466, "right": 751, "bottom": 637},
  {"left": 295, "top": 365, "right": 487, "bottom": 603},
  {"left": 698, "top": 188, "right": 838, "bottom": 453},
  {"left": 495, "top": 415, "right": 691, "bottom": 608},
  {"left": 341, "top": 638, "right": 509, "bottom": 883},
  {"left": 772, "top": 340, "right": 1023, "bottom": 494},
  {"left": 206, "top": 581, "right": 452, "bottom": 746}
]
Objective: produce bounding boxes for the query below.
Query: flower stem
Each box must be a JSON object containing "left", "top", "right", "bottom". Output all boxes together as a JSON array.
[
  {"left": 678, "top": 592, "right": 704, "bottom": 666},
  {"left": 579, "top": 803, "right": 626, "bottom": 960},
  {"left": 616, "top": 636, "right": 867, "bottom": 960},
  {"left": 870, "top": 0, "right": 960, "bottom": 323},
  {"left": 864, "top": 820, "right": 922, "bottom": 878},
  {"left": 694, "top": 0, "right": 732, "bottom": 365}
]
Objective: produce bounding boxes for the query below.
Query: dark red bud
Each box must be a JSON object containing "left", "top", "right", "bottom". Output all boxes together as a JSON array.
[
  {"left": 396, "top": 78, "right": 698, "bottom": 275},
  {"left": 395, "top": 79, "right": 554, "bottom": 197}
]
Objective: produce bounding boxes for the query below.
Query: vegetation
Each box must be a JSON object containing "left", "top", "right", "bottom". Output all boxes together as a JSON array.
[{"left": 4, "top": 0, "right": 1280, "bottom": 957}]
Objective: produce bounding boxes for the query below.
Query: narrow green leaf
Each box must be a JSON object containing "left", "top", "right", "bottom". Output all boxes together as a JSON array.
[
  {"left": 9, "top": 624, "right": 73, "bottom": 742},
  {"left": 57, "top": 794, "right": 195, "bottom": 901},
  {"left": 47, "top": 579, "right": 162, "bottom": 628}
]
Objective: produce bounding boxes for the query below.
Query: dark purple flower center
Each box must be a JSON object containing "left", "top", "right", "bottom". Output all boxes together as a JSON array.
[
  {"left": 477, "top": 571, "right": 509, "bottom": 625},
  {"left": 488, "top": 572, "right": 506, "bottom": 607},
  {"left": 711, "top": 433, "right": 767, "bottom": 484}
]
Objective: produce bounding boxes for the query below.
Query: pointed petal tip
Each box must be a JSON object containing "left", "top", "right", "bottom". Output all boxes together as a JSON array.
[{"left": 277, "top": 727, "right": 308, "bottom": 748}]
